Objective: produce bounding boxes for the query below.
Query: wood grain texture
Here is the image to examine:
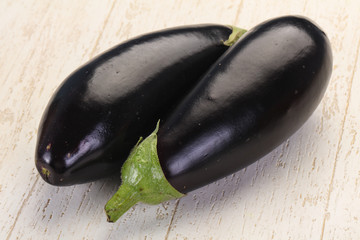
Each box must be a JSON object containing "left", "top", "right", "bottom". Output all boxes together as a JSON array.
[{"left": 0, "top": 0, "right": 359, "bottom": 239}]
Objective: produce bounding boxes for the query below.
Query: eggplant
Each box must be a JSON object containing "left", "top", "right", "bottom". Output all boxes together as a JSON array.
[
  {"left": 35, "top": 24, "right": 247, "bottom": 186},
  {"left": 105, "top": 16, "right": 332, "bottom": 222}
]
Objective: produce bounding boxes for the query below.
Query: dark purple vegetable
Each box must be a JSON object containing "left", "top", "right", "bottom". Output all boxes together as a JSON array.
[
  {"left": 105, "top": 16, "right": 332, "bottom": 222},
  {"left": 35, "top": 24, "right": 246, "bottom": 186},
  {"left": 158, "top": 16, "right": 333, "bottom": 192}
]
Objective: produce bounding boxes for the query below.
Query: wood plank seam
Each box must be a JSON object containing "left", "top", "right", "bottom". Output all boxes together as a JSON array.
[
  {"left": 5, "top": 176, "right": 40, "bottom": 240},
  {"left": 164, "top": 199, "right": 180, "bottom": 240},
  {"left": 233, "top": 0, "right": 244, "bottom": 25},
  {"left": 89, "top": 0, "right": 117, "bottom": 59},
  {"left": 75, "top": 183, "right": 93, "bottom": 216}
]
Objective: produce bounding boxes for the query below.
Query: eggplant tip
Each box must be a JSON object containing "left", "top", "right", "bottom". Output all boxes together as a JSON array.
[{"left": 35, "top": 158, "right": 66, "bottom": 186}]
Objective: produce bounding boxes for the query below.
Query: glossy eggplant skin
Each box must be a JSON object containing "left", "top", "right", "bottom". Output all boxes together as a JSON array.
[
  {"left": 35, "top": 25, "right": 232, "bottom": 186},
  {"left": 157, "top": 16, "right": 332, "bottom": 193}
]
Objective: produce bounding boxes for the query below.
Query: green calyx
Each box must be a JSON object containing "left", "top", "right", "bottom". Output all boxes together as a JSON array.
[
  {"left": 223, "top": 25, "right": 247, "bottom": 46},
  {"left": 105, "top": 121, "right": 184, "bottom": 223}
]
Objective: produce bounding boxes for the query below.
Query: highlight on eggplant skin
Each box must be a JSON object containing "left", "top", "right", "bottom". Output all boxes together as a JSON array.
[
  {"left": 157, "top": 16, "right": 333, "bottom": 193},
  {"left": 35, "top": 24, "right": 239, "bottom": 186}
]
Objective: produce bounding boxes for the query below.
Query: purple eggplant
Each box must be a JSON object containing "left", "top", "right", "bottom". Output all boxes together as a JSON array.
[{"left": 105, "top": 16, "right": 332, "bottom": 222}]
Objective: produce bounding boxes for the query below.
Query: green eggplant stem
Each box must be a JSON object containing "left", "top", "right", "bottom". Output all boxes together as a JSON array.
[
  {"left": 105, "top": 121, "right": 184, "bottom": 223},
  {"left": 224, "top": 25, "right": 247, "bottom": 46},
  {"left": 105, "top": 184, "right": 141, "bottom": 222}
]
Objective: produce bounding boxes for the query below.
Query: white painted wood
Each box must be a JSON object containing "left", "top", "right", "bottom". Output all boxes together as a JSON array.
[{"left": 0, "top": 0, "right": 359, "bottom": 239}]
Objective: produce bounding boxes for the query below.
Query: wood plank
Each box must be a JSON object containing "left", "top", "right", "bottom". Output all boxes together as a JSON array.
[
  {"left": 322, "top": 22, "right": 360, "bottom": 240},
  {"left": 0, "top": 0, "right": 117, "bottom": 239}
]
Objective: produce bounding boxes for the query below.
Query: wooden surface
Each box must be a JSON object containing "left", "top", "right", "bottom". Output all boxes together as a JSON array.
[{"left": 1, "top": 0, "right": 359, "bottom": 239}]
